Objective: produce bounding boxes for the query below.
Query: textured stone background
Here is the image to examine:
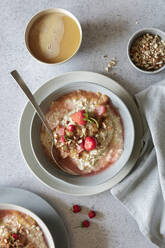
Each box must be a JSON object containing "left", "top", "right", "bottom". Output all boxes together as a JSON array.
[{"left": 1, "top": 0, "right": 165, "bottom": 247}]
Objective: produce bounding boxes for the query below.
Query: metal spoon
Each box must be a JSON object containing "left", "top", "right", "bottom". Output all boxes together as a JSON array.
[{"left": 10, "top": 70, "right": 77, "bottom": 175}]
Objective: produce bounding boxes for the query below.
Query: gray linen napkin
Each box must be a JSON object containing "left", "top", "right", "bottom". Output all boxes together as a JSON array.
[{"left": 111, "top": 80, "right": 165, "bottom": 248}]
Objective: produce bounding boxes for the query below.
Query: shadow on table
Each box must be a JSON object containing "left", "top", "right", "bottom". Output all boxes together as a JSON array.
[{"left": 103, "top": 71, "right": 140, "bottom": 93}]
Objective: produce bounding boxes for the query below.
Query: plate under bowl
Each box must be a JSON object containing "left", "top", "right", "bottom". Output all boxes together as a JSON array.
[{"left": 30, "top": 82, "right": 135, "bottom": 186}]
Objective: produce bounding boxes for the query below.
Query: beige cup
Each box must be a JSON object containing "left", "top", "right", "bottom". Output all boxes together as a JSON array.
[{"left": 25, "top": 8, "right": 82, "bottom": 64}]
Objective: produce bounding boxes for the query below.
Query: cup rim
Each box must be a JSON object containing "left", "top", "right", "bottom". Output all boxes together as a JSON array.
[
  {"left": 25, "top": 8, "right": 82, "bottom": 65},
  {"left": 127, "top": 27, "right": 165, "bottom": 74}
]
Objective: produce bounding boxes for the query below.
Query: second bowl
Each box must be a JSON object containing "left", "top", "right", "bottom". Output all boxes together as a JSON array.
[
  {"left": 127, "top": 28, "right": 165, "bottom": 74},
  {"left": 30, "top": 82, "right": 135, "bottom": 186}
]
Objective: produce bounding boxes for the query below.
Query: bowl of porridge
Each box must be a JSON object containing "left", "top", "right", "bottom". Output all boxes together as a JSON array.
[
  {"left": 30, "top": 82, "right": 135, "bottom": 186},
  {"left": 0, "top": 203, "right": 55, "bottom": 248}
]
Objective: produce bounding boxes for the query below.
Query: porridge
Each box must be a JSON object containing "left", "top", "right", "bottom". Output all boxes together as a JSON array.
[
  {"left": 0, "top": 210, "right": 48, "bottom": 248},
  {"left": 40, "top": 90, "right": 124, "bottom": 175}
]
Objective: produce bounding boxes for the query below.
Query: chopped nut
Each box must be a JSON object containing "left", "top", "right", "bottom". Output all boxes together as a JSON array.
[
  {"left": 102, "top": 122, "right": 106, "bottom": 128},
  {"left": 130, "top": 33, "right": 165, "bottom": 71},
  {"left": 105, "top": 57, "right": 117, "bottom": 72}
]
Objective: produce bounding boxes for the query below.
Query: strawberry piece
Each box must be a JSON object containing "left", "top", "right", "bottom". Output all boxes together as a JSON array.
[
  {"left": 77, "top": 141, "right": 85, "bottom": 153},
  {"left": 60, "top": 136, "right": 65, "bottom": 143},
  {"left": 88, "top": 210, "right": 96, "bottom": 219},
  {"left": 84, "top": 136, "right": 97, "bottom": 151},
  {"left": 60, "top": 151, "right": 68, "bottom": 159},
  {"left": 68, "top": 124, "right": 75, "bottom": 132},
  {"left": 81, "top": 220, "right": 90, "bottom": 228},
  {"left": 96, "top": 105, "right": 106, "bottom": 116},
  {"left": 72, "top": 204, "right": 81, "bottom": 213},
  {"left": 12, "top": 233, "right": 18, "bottom": 241},
  {"left": 57, "top": 126, "right": 65, "bottom": 136},
  {"left": 72, "top": 110, "right": 86, "bottom": 126}
]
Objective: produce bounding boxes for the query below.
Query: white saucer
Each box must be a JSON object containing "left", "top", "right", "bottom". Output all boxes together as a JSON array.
[
  {"left": 0, "top": 186, "right": 70, "bottom": 248},
  {"left": 19, "top": 71, "right": 144, "bottom": 195}
]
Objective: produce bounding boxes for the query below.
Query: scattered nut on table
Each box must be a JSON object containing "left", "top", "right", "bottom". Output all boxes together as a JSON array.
[{"left": 105, "top": 58, "right": 117, "bottom": 72}]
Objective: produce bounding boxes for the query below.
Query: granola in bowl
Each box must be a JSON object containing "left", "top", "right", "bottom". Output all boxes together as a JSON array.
[
  {"left": 40, "top": 90, "right": 124, "bottom": 176},
  {"left": 0, "top": 209, "right": 49, "bottom": 248}
]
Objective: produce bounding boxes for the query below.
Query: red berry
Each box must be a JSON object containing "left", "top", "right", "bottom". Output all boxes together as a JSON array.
[
  {"left": 68, "top": 124, "right": 75, "bottom": 132},
  {"left": 72, "top": 110, "right": 86, "bottom": 126},
  {"left": 72, "top": 204, "right": 81, "bottom": 213},
  {"left": 81, "top": 220, "right": 90, "bottom": 228},
  {"left": 60, "top": 136, "right": 65, "bottom": 143},
  {"left": 96, "top": 105, "right": 106, "bottom": 116},
  {"left": 88, "top": 210, "right": 96, "bottom": 219},
  {"left": 84, "top": 136, "right": 97, "bottom": 151},
  {"left": 12, "top": 233, "right": 18, "bottom": 241},
  {"left": 77, "top": 141, "right": 85, "bottom": 153}
]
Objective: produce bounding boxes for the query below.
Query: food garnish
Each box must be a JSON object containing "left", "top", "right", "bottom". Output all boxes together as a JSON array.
[
  {"left": 88, "top": 210, "right": 96, "bottom": 219},
  {"left": 68, "top": 124, "right": 75, "bottom": 132},
  {"left": 84, "top": 136, "right": 97, "bottom": 151},
  {"left": 60, "top": 136, "right": 66, "bottom": 143},
  {"left": 81, "top": 220, "right": 90, "bottom": 228},
  {"left": 95, "top": 105, "right": 106, "bottom": 116},
  {"left": 77, "top": 141, "right": 85, "bottom": 153},
  {"left": 72, "top": 110, "right": 87, "bottom": 126},
  {"left": 72, "top": 205, "right": 81, "bottom": 213},
  {"left": 57, "top": 126, "right": 65, "bottom": 136},
  {"left": 83, "top": 112, "right": 99, "bottom": 128}
]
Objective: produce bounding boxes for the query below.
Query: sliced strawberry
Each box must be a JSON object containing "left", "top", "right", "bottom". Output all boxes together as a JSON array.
[
  {"left": 72, "top": 110, "right": 86, "bottom": 126},
  {"left": 96, "top": 105, "right": 106, "bottom": 116},
  {"left": 68, "top": 124, "right": 75, "bottom": 132},
  {"left": 84, "top": 136, "right": 97, "bottom": 151},
  {"left": 77, "top": 141, "right": 85, "bottom": 153},
  {"left": 57, "top": 126, "right": 65, "bottom": 136},
  {"left": 60, "top": 136, "right": 65, "bottom": 143}
]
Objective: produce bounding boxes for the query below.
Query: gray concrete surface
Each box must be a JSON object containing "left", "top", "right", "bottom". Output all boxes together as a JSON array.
[{"left": 1, "top": 0, "right": 164, "bottom": 247}]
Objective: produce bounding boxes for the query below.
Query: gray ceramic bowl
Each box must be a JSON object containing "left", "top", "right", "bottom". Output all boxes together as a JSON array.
[
  {"left": 0, "top": 203, "right": 55, "bottom": 248},
  {"left": 30, "top": 82, "right": 135, "bottom": 187},
  {"left": 127, "top": 28, "right": 165, "bottom": 74}
]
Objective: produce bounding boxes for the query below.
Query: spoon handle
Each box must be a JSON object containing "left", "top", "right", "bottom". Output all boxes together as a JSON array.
[{"left": 10, "top": 70, "right": 52, "bottom": 135}]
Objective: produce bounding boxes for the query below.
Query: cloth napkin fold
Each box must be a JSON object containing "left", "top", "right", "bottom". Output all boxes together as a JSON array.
[{"left": 111, "top": 80, "right": 165, "bottom": 248}]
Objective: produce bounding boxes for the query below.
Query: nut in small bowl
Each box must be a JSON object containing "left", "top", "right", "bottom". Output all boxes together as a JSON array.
[{"left": 127, "top": 28, "right": 165, "bottom": 74}]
